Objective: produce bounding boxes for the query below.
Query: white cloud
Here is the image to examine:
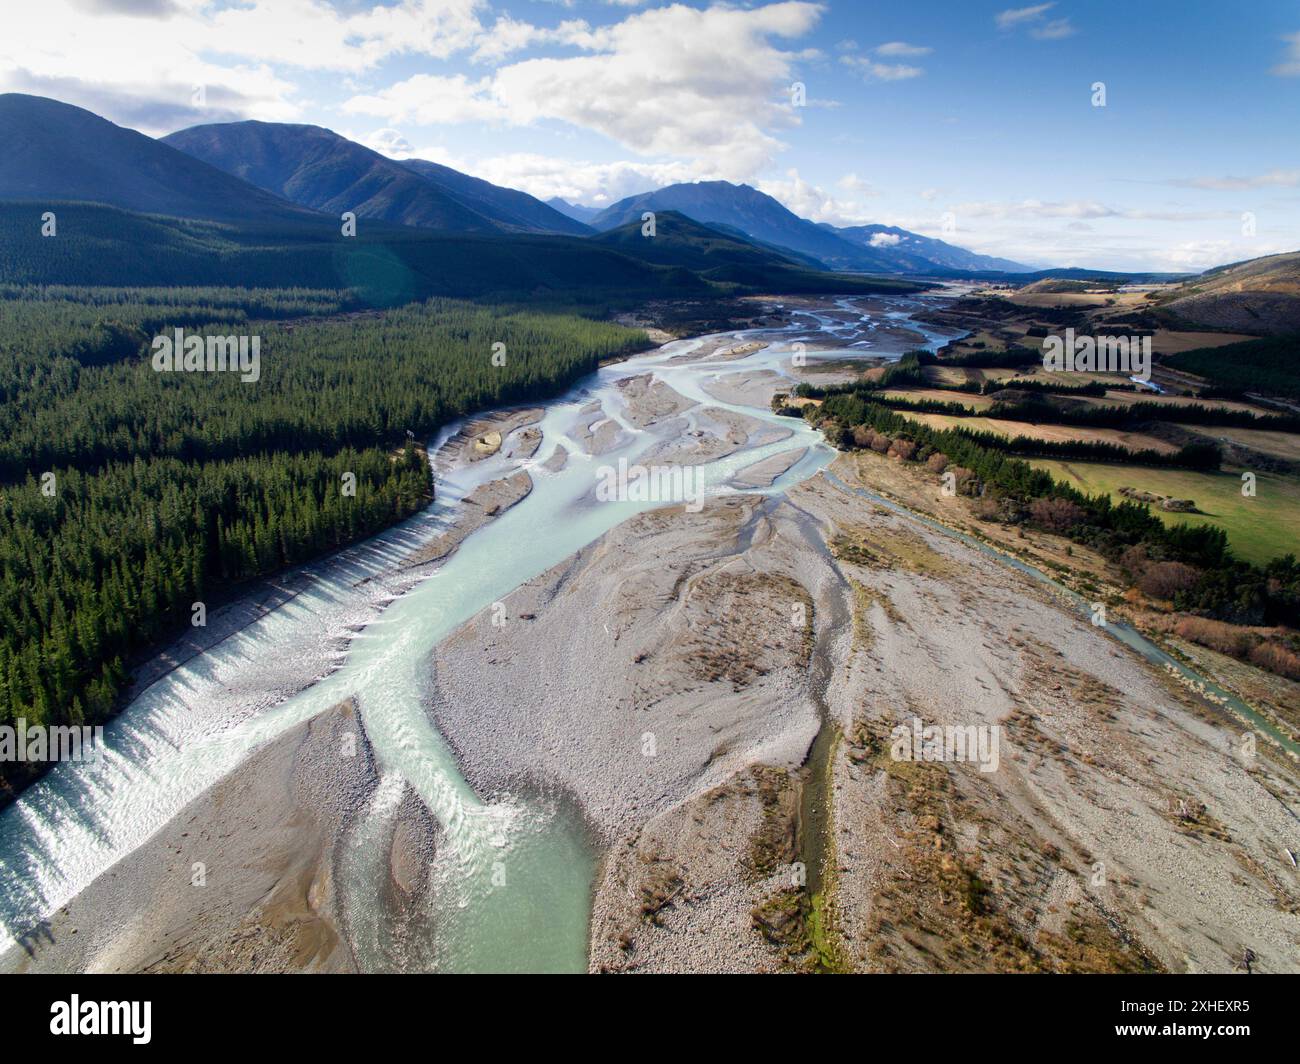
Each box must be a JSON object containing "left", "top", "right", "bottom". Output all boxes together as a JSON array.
[
  {"left": 1271, "top": 32, "right": 1300, "bottom": 77},
  {"left": 358, "top": 127, "right": 416, "bottom": 156},
  {"left": 345, "top": 74, "right": 506, "bottom": 125},
  {"left": 758, "top": 168, "right": 876, "bottom": 226},
  {"left": 837, "top": 172, "right": 879, "bottom": 198},
  {"left": 1145, "top": 239, "right": 1293, "bottom": 271},
  {"left": 873, "top": 41, "right": 931, "bottom": 57},
  {"left": 471, "top": 15, "right": 545, "bottom": 63},
  {"left": 996, "top": 3, "right": 1075, "bottom": 39},
  {"left": 996, "top": 3, "right": 1055, "bottom": 30},
  {"left": 868, "top": 232, "right": 900, "bottom": 247},
  {"left": 198, "top": 0, "right": 489, "bottom": 73},
  {"left": 413, "top": 151, "right": 708, "bottom": 207},
  {"left": 0, "top": 0, "right": 497, "bottom": 133},
  {"left": 840, "top": 56, "right": 924, "bottom": 82},
  {"left": 343, "top": 1, "right": 825, "bottom": 178}
]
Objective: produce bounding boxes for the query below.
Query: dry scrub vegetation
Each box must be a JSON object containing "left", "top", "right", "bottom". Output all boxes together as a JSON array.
[{"left": 844, "top": 718, "right": 1163, "bottom": 974}]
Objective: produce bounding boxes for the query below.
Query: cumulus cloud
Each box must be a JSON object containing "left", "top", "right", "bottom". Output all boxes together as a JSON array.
[
  {"left": 837, "top": 172, "right": 879, "bottom": 198},
  {"left": 1145, "top": 239, "right": 1294, "bottom": 271},
  {"left": 471, "top": 15, "right": 545, "bottom": 63},
  {"left": 2, "top": 67, "right": 297, "bottom": 132},
  {"left": 345, "top": 74, "right": 506, "bottom": 125},
  {"left": 0, "top": 0, "right": 305, "bottom": 134},
  {"left": 758, "top": 169, "right": 876, "bottom": 226},
  {"left": 344, "top": 1, "right": 825, "bottom": 178},
  {"left": 0, "top": 0, "right": 479, "bottom": 133},
  {"left": 404, "top": 151, "right": 707, "bottom": 207},
  {"left": 868, "top": 232, "right": 900, "bottom": 247},
  {"left": 69, "top": 0, "right": 182, "bottom": 16},
  {"left": 358, "top": 127, "right": 416, "bottom": 156}
]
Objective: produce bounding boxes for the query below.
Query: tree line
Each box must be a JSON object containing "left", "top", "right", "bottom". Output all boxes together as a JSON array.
[
  {"left": 810, "top": 395, "right": 1300, "bottom": 630},
  {"left": 0, "top": 287, "right": 648, "bottom": 801}
]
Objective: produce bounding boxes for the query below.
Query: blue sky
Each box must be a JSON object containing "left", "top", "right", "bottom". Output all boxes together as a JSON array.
[{"left": 3, "top": 0, "right": 1298, "bottom": 270}]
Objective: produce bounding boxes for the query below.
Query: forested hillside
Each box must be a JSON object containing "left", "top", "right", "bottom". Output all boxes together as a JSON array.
[
  {"left": 0, "top": 288, "right": 648, "bottom": 800},
  {"left": 0, "top": 201, "right": 930, "bottom": 301}
]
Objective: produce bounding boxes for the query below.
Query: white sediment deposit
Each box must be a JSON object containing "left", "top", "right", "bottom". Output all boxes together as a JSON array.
[
  {"left": 435, "top": 460, "right": 1300, "bottom": 972},
  {"left": 7, "top": 295, "right": 1296, "bottom": 975}
]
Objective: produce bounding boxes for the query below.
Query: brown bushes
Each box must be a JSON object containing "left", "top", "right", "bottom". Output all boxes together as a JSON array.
[
  {"left": 1248, "top": 641, "right": 1300, "bottom": 681},
  {"left": 1173, "top": 616, "right": 1254, "bottom": 657},
  {"left": 1137, "top": 561, "right": 1202, "bottom": 600},
  {"left": 1173, "top": 616, "right": 1300, "bottom": 682},
  {"left": 1027, "top": 497, "right": 1087, "bottom": 533},
  {"left": 1118, "top": 545, "right": 1202, "bottom": 601},
  {"left": 925, "top": 452, "right": 949, "bottom": 473}
]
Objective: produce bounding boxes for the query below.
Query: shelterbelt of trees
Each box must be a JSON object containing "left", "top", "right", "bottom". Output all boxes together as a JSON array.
[
  {"left": 807, "top": 395, "right": 1300, "bottom": 633},
  {"left": 0, "top": 286, "right": 647, "bottom": 801},
  {"left": 791, "top": 353, "right": 1223, "bottom": 471}
]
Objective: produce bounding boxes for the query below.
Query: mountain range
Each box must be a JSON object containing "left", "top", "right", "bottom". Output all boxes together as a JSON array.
[
  {"left": 161, "top": 120, "right": 589, "bottom": 236},
  {"left": 7, "top": 90, "right": 1293, "bottom": 325},
  {"left": 0, "top": 93, "right": 1029, "bottom": 278},
  {"left": 585, "top": 180, "right": 1030, "bottom": 274}
]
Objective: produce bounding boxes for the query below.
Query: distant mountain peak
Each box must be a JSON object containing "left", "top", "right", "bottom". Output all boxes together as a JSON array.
[{"left": 588, "top": 179, "right": 1030, "bottom": 275}]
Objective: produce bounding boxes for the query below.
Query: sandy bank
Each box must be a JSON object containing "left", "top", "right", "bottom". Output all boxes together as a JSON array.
[
  {"left": 2, "top": 704, "right": 378, "bottom": 973},
  {"left": 404, "top": 471, "right": 532, "bottom": 568},
  {"left": 430, "top": 454, "right": 1300, "bottom": 973}
]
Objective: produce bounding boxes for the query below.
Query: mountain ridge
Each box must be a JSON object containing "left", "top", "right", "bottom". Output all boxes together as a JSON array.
[
  {"left": 164, "top": 120, "right": 588, "bottom": 236},
  {"left": 588, "top": 180, "right": 1033, "bottom": 275},
  {"left": 0, "top": 93, "right": 320, "bottom": 226}
]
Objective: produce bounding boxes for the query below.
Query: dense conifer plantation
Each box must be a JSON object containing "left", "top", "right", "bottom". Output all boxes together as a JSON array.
[{"left": 0, "top": 286, "right": 647, "bottom": 799}]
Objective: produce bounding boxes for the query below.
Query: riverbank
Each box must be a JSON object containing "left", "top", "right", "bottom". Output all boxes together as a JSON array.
[
  {"left": 9, "top": 291, "right": 1294, "bottom": 974},
  {"left": 4, "top": 703, "right": 373, "bottom": 972},
  {"left": 0, "top": 295, "right": 787, "bottom": 967},
  {"left": 428, "top": 451, "right": 1300, "bottom": 972}
]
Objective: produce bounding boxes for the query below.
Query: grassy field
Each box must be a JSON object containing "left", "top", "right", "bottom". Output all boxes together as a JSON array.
[
  {"left": 1031, "top": 459, "right": 1300, "bottom": 565},
  {"left": 905, "top": 412, "right": 1178, "bottom": 454},
  {"left": 881, "top": 387, "right": 996, "bottom": 410}
]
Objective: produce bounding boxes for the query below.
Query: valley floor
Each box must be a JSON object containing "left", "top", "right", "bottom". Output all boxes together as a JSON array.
[
  {"left": 7, "top": 297, "right": 1298, "bottom": 975},
  {"left": 434, "top": 453, "right": 1300, "bottom": 973}
]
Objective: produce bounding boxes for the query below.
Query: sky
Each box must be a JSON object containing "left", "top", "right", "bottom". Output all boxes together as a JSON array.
[{"left": 2, "top": 0, "right": 1298, "bottom": 271}]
